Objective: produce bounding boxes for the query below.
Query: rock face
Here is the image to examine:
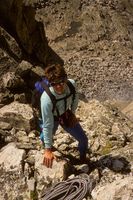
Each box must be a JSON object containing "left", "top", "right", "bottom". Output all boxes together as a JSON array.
[
  {"left": 0, "top": 0, "right": 63, "bottom": 66},
  {"left": 36, "top": 0, "right": 133, "bottom": 101},
  {"left": 0, "top": 97, "right": 133, "bottom": 199},
  {"left": 0, "top": 0, "right": 133, "bottom": 199},
  {"left": 0, "top": 0, "right": 133, "bottom": 100}
]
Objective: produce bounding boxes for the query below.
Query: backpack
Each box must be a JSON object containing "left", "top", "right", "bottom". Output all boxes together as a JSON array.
[{"left": 32, "top": 77, "right": 76, "bottom": 116}]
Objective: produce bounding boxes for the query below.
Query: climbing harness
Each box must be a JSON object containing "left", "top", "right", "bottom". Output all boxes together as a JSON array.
[{"left": 40, "top": 173, "right": 95, "bottom": 200}]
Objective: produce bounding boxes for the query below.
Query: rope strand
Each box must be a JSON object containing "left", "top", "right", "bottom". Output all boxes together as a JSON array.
[{"left": 41, "top": 173, "right": 95, "bottom": 200}]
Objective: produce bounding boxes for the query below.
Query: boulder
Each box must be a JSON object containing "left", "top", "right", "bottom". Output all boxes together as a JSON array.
[
  {"left": 0, "top": 143, "right": 29, "bottom": 199},
  {"left": 92, "top": 176, "right": 133, "bottom": 200},
  {"left": 33, "top": 149, "right": 70, "bottom": 197},
  {"left": 0, "top": 142, "right": 25, "bottom": 171},
  {"left": 0, "top": 101, "right": 35, "bottom": 132}
]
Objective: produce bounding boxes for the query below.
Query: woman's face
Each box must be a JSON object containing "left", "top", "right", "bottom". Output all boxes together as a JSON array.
[{"left": 51, "top": 80, "right": 66, "bottom": 94}]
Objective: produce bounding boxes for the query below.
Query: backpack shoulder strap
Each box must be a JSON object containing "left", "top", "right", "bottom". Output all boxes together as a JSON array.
[
  {"left": 40, "top": 82, "right": 57, "bottom": 113},
  {"left": 66, "top": 80, "right": 76, "bottom": 102}
]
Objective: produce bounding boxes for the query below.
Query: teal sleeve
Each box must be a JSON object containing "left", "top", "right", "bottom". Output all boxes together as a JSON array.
[
  {"left": 40, "top": 92, "right": 54, "bottom": 148},
  {"left": 69, "top": 79, "right": 79, "bottom": 113}
]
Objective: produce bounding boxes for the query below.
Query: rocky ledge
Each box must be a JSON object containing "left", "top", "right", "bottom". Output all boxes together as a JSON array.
[{"left": 0, "top": 75, "right": 133, "bottom": 199}]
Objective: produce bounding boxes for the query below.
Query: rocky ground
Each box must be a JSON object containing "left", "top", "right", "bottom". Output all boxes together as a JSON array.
[
  {"left": 35, "top": 0, "right": 133, "bottom": 100},
  {"left": 0, "top": 0, "right": 133, "bottom": 200},
  {"left": 0, "top": 0, "right": 133, "bottom": 101}
]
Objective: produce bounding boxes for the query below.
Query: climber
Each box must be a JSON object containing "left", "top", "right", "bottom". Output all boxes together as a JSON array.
[{"left": 40, "top": 64, "right": 88, "bottom": 168}]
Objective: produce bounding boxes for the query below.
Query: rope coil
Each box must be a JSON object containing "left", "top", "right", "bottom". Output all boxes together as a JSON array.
[{"left": 41, "top": 174, "right": 95, "bottom": 200}]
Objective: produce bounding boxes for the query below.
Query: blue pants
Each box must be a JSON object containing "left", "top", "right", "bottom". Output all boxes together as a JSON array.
[{"left": 40, "top": 120, "right": 88, "bottom": 157}]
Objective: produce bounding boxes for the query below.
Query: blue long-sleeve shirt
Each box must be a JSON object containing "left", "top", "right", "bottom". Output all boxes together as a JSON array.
[{"left": 40, "top": 79, "right": 78, "bottom": 148}]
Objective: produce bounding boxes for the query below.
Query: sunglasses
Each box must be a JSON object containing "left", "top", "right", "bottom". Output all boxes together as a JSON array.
[{"left": 50, "top": 79, "right": 66, "bottom": 86}]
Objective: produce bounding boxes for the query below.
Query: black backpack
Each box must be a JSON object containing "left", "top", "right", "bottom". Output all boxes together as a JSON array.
[{"left": 32, "top": 77, "right": 76, "bottom": 116}]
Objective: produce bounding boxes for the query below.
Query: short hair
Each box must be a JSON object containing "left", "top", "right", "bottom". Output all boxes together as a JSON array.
[{"left": 44, "top": 64, "right": 67, "bottom": 82}]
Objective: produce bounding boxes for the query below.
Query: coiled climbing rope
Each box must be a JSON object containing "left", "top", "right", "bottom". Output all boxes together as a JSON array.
[{"left": 41, "top": 173, "right": 95, "bottom": 200}]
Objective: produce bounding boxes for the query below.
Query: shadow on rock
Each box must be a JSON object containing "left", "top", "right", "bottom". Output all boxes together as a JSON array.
[{"left": 88, "top": 154, "right": 131, "bottom": 181}]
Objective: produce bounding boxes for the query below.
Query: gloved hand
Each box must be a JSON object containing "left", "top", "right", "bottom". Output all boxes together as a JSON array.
[{"left": 43, "top": 148, "right": 56, "bottom": 168}]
